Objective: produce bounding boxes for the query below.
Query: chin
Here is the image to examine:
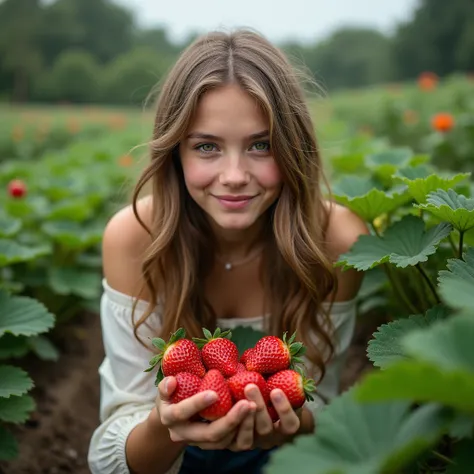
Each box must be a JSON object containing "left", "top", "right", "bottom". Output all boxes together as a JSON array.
[{"left": 211, "top": 214, "right": 259, "bottom": 231}]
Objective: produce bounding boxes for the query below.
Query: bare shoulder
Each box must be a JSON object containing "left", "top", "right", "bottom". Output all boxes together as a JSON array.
[
  {"left": 102, "top": 195, "right": 154, "bottom": 299},
  {"left": 324, "top": 201, "right": 370, "bottom": 301}
]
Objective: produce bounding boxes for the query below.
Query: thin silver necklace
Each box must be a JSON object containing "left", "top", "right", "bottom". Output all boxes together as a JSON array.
[{"left": 215, "top": 247, "right": 263, "bottom": 271}]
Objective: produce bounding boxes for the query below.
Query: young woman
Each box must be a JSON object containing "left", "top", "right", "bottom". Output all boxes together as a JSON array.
[{"left": 88, "top": 28, "right": 369, "bottom": 474}]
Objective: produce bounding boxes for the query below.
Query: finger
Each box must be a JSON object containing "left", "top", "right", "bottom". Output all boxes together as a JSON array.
[
  {"left": 189, "top": 431, "right": 235, "bottom": 451},
  {"left": 231, "top": 411, "right": 255, "bottom": 451},
  {"left": 182, "top": 400, "right": 251, "bottom": 443},
  {"left": 245, "top": 384, "right": 273, "bottom": 436},
  {"left": 271, "top": 389, "right": 300, "bottom": 435},
  {"left": 158, "top": 377, "right": 177, "bottom": 404},
  {"left": 160, "top": 390, "right": 218, "bottom": 426}
]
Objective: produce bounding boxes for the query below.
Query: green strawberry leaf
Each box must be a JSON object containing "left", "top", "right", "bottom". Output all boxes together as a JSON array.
[
  {"left": 144, "top": 354, "right": 162, "bottom": 372},
  {"left": 394, "top": 163, "right": 433, "bottom": 180},
  {"left": 202, "top": 328, "right": 213, "bottom": 340},
  {"left": 227, "top": 325, "right": 266, "bottom": 357},
  {"left": 415, "top": 189, "right": 474, "bottom": 232},
  {"left": 151, "top": 338, "right": 166, "bottom": 351},
  {"left": 330, "top": 154, "right": 366, "bottom": 175},
  {"left": 48, "top": 266, "right": 101, "bottom": 300},
  {"left": 266, "top": 391, "right": 447, "bottom": 474},
  {"left": 28, "top": 335, "right": 60, "bottom": 361},
  {"left": 336, "top": 215, "right": 452, "bottom": 271},
  {"left": 0, "top": 394, "right": 35, "bottom": 423},
  {"left": 358, "top": 315, "right": 474, "bottom": 414},
  {"left": 365, "top": 148, "right": 417, "bottom": 186},
  {"left": 367, "top": 305, "right": 449, "bottom": 369},
  {"left": 331, "top": 175, "right": 380, "bottom": 198},
  {"left": 155, "top": 367, "right": 164, "bottom": 386},
  {"left": 0, "top": 292, "right": 55, "bottom": 337},
  {"left": 356, "top": 360, "right": 474, "bottom": 414},
  {"left": 0, "top": 365, "right": 33, "bottom": 398},
  {"left": 396, "top": 172, "right": 470, "bottom": 204},
  {"left": 0, "top": 334, "right": 29, "bottom": 359},
  {"left": 402, "top": 312, "right": 474, "bottom": 373},
  {"left": 0, "top": 425, "right": 18, "bottom": 460},
  {"left": 168, "top": 328, "right": 185, "bottom": 344},
  {"left": 438, "top": 248, "right": 474, "bottom": 312},
  {"left": 0, "top": 239, "right": 51, "bottom": 266},
  {"left": 0, "top": 215, "right": 22, "bottom": 237},
  {"left": 332, "top": 186, "right": 412, "bottom": 223},
  {"left": 446, "top": 439, "right": 474, "bottom": 474}
]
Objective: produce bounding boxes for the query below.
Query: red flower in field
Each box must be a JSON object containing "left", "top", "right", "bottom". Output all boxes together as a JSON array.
[
  {"left": 431, "top": 113, "right": 455, "bottom": 133},
  {"left": 418, "top": 72, "right": 438, "bottom": 91},
  {"left": 8, "top": 179, "right": 27, "bottom": 198}
]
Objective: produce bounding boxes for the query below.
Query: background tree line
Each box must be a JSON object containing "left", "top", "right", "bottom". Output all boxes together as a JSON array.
[{"left": 0, "top": 0, "right": 473, "bottom": 105}]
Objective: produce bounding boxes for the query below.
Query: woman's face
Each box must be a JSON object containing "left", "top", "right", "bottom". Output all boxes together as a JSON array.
[{"left": 179, "top": 84, "right": 283, "bottom": 234}]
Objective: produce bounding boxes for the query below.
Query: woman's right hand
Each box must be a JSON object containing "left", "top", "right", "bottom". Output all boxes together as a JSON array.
[{"left": 156, "top": 376, "right": 256, "bottom": 451}]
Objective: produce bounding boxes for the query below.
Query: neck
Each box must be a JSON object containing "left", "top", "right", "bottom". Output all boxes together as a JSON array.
[{"left": 211, "top": 221, "right": 266, "bottom": 262}]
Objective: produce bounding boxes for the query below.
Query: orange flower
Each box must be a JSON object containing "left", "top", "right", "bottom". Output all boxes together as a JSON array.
[
  {"left": 108, "top": 114, "right": 127, "bottom": 130},
  {"left": 118, "top": 155, "right": 134, "bottom": 167},
  {"left": 431, "top": 113, "right": 454, "bottom": 133},
  {"left": 67, "top": 118, "right": 81, "bottom": 134},
  {"left": 418, "top": 71, "right": 438, "bottom": 91},
  {"left": 12, "top": 126, "right": 24, "bottom": 142},
  {"left": 403, "top": 109, "right": 419, "bottom": 125}
]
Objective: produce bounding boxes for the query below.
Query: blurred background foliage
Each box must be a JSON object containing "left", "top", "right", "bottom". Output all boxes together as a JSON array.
[{"left": 0, "top": 0, "right": 473, "bottom": 105}]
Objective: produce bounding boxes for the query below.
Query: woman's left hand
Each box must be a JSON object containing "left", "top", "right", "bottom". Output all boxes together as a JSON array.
[{"left": 227, "top": 383, "right": 311, "bottom": 451}]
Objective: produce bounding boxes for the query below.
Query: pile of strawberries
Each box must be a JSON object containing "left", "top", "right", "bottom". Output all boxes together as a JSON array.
[{"left": 145, "top": 327, "right": 316, "bottom": 422}]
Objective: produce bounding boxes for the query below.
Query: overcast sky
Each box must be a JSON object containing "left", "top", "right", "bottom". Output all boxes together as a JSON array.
[{"left": 115, "top": 0, "right": 419, "bottom": 44}]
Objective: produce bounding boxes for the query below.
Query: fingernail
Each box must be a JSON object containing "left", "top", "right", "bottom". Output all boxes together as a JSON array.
[
  {"left": 273, "top": 390, "right": 283, "bottom": 402},
  {"left": 205, "top": 391, "right": 217, "bottom": 403}
]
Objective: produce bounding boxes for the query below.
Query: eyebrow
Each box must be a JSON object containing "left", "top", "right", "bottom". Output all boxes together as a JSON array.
[{"left": 186, "top": 130, "right": 270, "bottom": 141}]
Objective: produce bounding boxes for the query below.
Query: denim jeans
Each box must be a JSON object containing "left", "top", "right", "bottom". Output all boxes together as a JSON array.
[{"left": 179, "top": 446, "right": 275, "bottom": 474}]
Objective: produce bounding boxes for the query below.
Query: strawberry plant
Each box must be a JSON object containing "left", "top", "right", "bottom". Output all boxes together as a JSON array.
[{"left": 264, "top": 146, "right": 474, "bottom": 473}]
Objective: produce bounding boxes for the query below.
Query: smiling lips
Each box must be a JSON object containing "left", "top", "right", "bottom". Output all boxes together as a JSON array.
[{"left": 214, "top": 194, "right": 256, "bottom": 210}]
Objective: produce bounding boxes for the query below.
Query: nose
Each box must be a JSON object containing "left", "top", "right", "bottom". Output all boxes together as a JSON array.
[{"left": 219, "top": 155, "right": 250, "bottom": 187}]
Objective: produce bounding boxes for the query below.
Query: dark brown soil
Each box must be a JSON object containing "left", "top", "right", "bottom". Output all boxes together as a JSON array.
[{"left": 0, "top": 311, "right": 381, "bottom": 474}]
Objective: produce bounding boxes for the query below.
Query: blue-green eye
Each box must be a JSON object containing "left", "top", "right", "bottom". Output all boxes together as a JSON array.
[
  {"left": 252, "top": 141, "right": 270, "bottom": 152},
  {"left": 196, "top": 143, "right": 216, "bottom": 153}
]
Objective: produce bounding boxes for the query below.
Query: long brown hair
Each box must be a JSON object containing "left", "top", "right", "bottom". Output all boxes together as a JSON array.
[{"left": 131, "top": 28, "right": 337, "bottom": 381}]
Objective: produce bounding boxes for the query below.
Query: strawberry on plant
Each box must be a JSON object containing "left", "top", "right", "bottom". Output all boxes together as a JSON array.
[
  {"left": 144, "top": 328, "right": 205, "bottom": 385},
  {"left": 198, "top": 369, "right": 234, "bottom": 421},
  {"left": 245, "top": 332, "right": 306, "bottom": 375},
  {"left": 266, "top": 367, "right": 316, "bottom": 410},
  {"left": 227, "top": 370, "right": 270, "bottom": 404},
  {"left": 8, "top": 179, "right": 27, "bottom": 198},
  {"left": 193, "top": 327, "right": 240, "bottom": 377}
]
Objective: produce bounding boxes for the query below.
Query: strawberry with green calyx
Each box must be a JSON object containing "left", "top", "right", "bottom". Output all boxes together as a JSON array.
[
  {"left": 170, "top": 372, "right": 202, "bottom": 404},
  {"left": 266, "top": 367, "right": 316, "bottom": 410},
  {"left": 227, "top": 370, "right": 270, "bottom": 404},
  {"left": 193, "top": 327, "right": 240, "bottom": 377},
  {"left": 245, "top": 331, "right": 306, "bottom": 375},
  {"left": 198, "top": 369, "right": 234, "bottom": 421},
  {"left": 144, "top": 328, "right": 205, "bottom": 386}
]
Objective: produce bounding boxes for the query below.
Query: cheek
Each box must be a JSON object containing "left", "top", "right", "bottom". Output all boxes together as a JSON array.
[
  {"left": 258, "top": 162, "right": 283, "bottom": 189},
  {"left": 181, "top": 160, "right": 214, "bottom": 189}
]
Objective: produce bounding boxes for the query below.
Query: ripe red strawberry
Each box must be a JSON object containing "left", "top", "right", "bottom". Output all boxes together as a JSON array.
[
  {"left": 235, "top": 363, "right": 246, "bottom": 374},
  {"left": 193, "top": 327, "right": 240, "bottom": 377},
  {"left": 227, "top": 371, "right": 270, "bottom": 404},
  {"left": 170, "top": 372, "right": 201, "bottom": 404},
  {"left": 198, "top": 369, "right": 233, "bottom": 421},
  {"left": 266, "top": 404, "right": 279, "bottom": 423},
  {"left": 240, "top": 348, "right": 253, "bottom": 365},
  {"left": 145, "top": 328, "right": 205, "bottom": 385},
  {"left": 245, "top": 332, "right": 306, "bottom": 375},
  {"left": 8, "top": 179, "right": 27, "bottom": 198},
  {"left": 266, "top": 368, "right": 316, "bottom": 410}
]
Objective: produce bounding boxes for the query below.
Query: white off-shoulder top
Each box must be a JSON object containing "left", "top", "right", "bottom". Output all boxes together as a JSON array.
[{"left": 87, "top": 279, "right": 357, "bottom": 474}]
